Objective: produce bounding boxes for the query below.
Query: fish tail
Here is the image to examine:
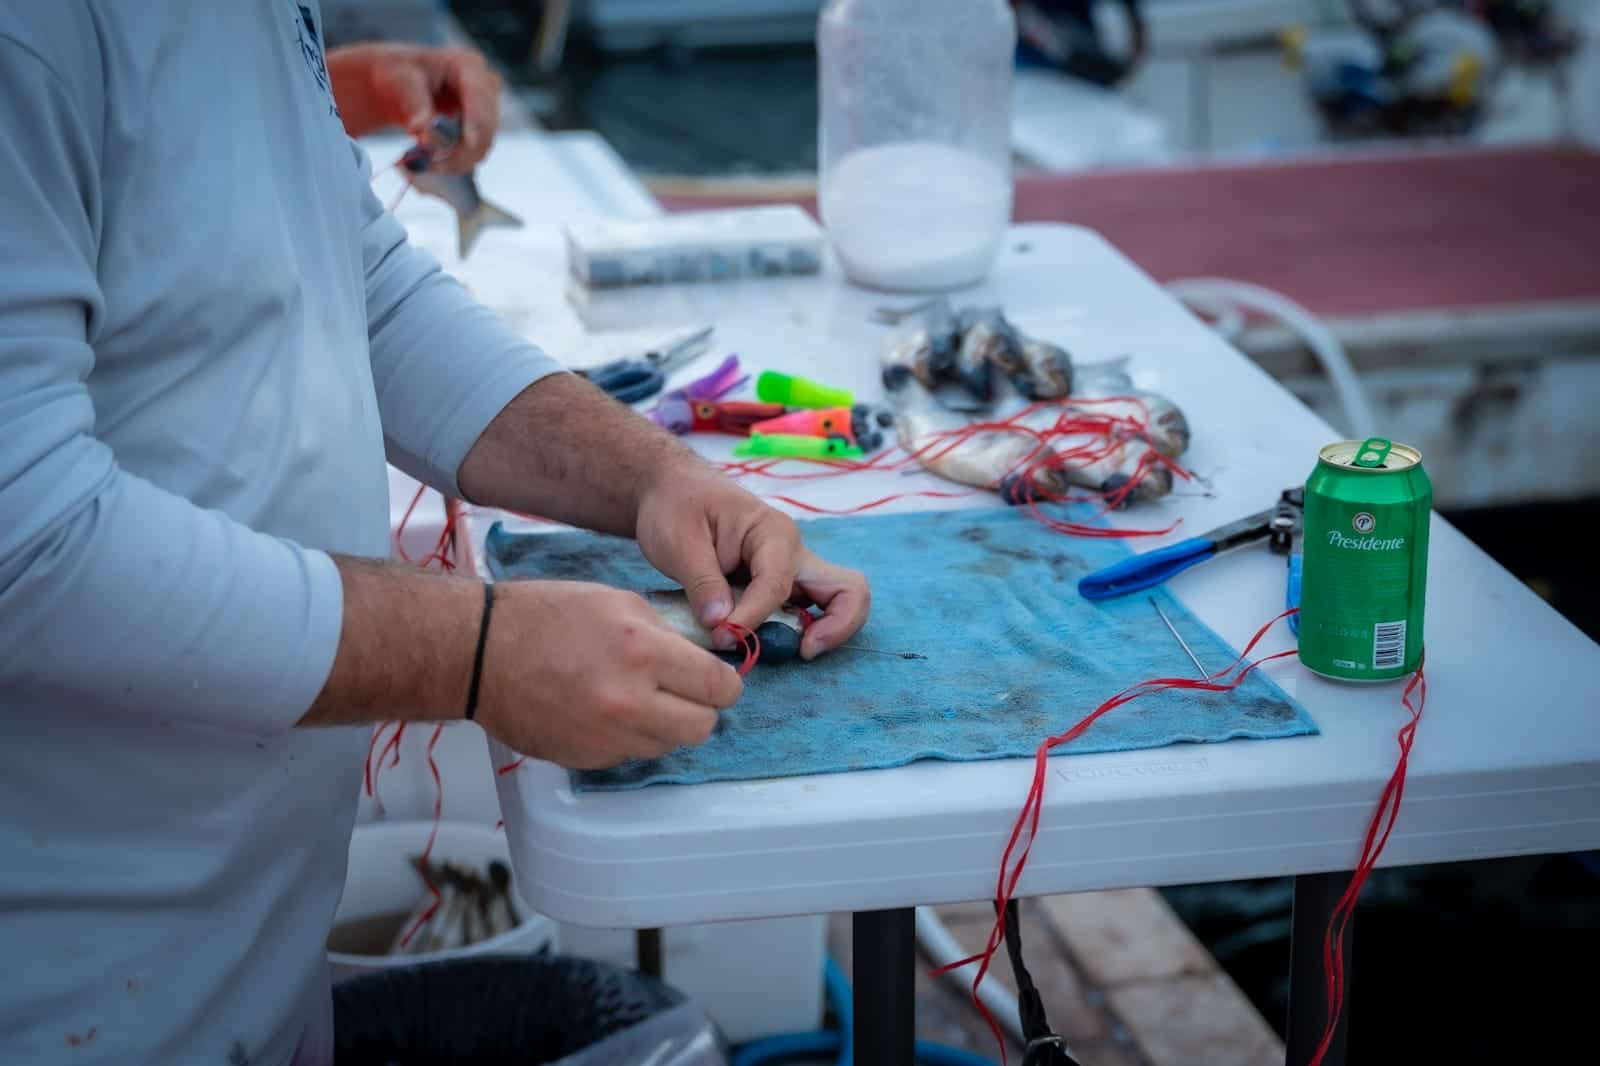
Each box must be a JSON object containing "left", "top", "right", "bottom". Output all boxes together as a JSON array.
[{"left": 457, "top": 198, "right": 524, "bottom": 257}]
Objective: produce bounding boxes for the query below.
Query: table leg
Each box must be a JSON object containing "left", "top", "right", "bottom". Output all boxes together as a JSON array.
[
  {"left": 1286, "top": 871, "right": 1352, "bottom": 1066},
  {"left": 853, "top": 908, "right": 916, "bottom": 1066},
  {"left": 636, "top": 928, "right": 663, "bottom": 980}
]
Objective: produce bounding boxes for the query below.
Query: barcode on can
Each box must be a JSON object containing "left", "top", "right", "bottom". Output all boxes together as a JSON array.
[{"left": 1373, "top": 621, "right": 1406, "bottom": 670}]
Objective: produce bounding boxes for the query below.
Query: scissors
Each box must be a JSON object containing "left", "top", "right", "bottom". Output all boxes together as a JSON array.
[{"left": 577, "top": 327, "right": 715, "bottom": 405}]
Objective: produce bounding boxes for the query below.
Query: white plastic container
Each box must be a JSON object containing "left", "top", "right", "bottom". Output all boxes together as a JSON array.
[
  {"left": 817, "top": 0, "right": 1016, "bottom": 292},
  {"left": 328, "top": 821, "right": 557, "bottom": 984}
]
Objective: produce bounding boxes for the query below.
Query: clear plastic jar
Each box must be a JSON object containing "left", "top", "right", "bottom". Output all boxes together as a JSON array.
[{"left": 817, "top": 0, "right": 1017, "bottom": 292}]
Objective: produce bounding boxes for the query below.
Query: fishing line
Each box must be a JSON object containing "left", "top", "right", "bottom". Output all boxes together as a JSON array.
[{"left": 386, "top": 181, "right": 411, "bottom": 215}]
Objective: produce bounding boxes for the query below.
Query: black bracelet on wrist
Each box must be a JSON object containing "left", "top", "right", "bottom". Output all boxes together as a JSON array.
[{"left": 465, "top": 581, "right": 494, "bottom": 721}]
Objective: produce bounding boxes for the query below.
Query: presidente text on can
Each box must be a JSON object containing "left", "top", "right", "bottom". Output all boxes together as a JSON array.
[{"left": 1297, "top": 437, "right": 1431, "bottom": 681}]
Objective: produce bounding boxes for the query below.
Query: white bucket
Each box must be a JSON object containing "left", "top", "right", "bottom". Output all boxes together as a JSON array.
[{"left": 328, "top": 820, "right": 558, "bottom": 984}]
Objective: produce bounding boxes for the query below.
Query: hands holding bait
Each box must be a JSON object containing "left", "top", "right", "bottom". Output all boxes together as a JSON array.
[{"left": 467, "top": 457, "right": 871, "bottom": 772}]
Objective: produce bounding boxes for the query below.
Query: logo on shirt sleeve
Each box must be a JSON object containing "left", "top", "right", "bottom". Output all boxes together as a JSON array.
[{"left": 292, "top": 3, "right": 340, "bottom": 118}]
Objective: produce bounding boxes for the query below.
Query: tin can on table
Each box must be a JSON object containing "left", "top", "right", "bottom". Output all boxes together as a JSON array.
[{"left": 1298, "top": 437, "right": 1432, "bottom": 681}]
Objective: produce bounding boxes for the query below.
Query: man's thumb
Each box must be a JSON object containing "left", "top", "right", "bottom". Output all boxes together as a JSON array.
[{"left": 680, "top": 549, "right": 734, "bottom": 632}]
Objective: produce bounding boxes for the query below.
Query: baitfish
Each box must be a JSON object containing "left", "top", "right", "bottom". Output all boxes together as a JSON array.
[
  {"left": 642, "top": 589, "right": 808, "bottom": 664},
  {"left": 400, "top": 116, "right": 523, "bottom": 258},
  {"left": 881, "top": 342, "right": 1072, "bottom": 504},
  {"left": 1071, "top": 358, "right": 1192, "bottom": 459},
  {"left": 881, "top": 325, "right": 1188, "bottom": 506}
]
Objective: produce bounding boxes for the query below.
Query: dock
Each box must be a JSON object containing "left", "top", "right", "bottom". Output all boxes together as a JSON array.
[{"left": 829, "top": 889, "right": 1284, "bottom": 1065}]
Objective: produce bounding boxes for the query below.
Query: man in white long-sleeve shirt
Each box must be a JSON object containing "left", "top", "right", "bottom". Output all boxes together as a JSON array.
[{"left": 0, "top": 4, "right": 869, "bottom": 1064}]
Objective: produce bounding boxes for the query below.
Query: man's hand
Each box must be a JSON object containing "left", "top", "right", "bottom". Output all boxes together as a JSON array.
[
  {"left": 635, "top": 464, "right": 871, "bottom": 659},
  {"left": 461, "top": 374, "right": 873, "bottom": 660},
  {"left": 476, "top": 581, "right": 743, "bottom": 769},
  {"left": 300, "top": 561, "right": 742, "bottom": 770},
  {"left": 327, "top": 42, "right": 502, "bottom": 170}
]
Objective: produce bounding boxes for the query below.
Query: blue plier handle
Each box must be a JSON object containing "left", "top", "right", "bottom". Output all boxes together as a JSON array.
[
  {"left": 1078, "top": 488, "right": 1304, "bottom": 629},
  {"left": 578, "top": 327, "right": 714, "bottom": 405}
]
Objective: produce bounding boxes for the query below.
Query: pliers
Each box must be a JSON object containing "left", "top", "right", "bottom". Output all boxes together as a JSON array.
[
  {"left": 1078, "top": 488, "right": 1305, "bottom": 629},
  {"left": 578, "top": 326, "right": 715, "bottom": 405}
]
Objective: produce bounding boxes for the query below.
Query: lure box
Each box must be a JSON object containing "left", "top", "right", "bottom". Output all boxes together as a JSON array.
[{"left": 564, "top": 205, "right": 824, "bottom": 290}]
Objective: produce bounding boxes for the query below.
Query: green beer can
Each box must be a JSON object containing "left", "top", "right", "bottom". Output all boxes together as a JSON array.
[{"left": 1298, "top": 437, "right": 1432, "bottom": 681}]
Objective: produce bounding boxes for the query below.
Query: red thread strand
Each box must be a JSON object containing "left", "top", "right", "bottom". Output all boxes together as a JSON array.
[
  {"left": 397, "top": 723, "right": 447, "bottom": 950},
  {"left": 715, "top": 621, "right": 761, "bottom": 676},
  {"left": 395, "top": 484, "right": 457, "bottom": 571},
  {"left": 934, "top": 612, "right": 1426, "bottom": 1066},
  {"left": 931, "top": 609, "right": 1302, "bottom": 1064},
  {"left": 363, "top": 723, "right": 407, "bottom": 815},
  {"left": 392, "top": 484, "right": 427, "bottom": 563},
  {"left": 762, "top": 490, "right": 974, "bottom": 515},
  {"left": 1307, "top": 656, "right": 1425, "bottom": 1066},
  {"left": 363, "top": 722, "right": 389, "bottom": 804},
  {"left": 716, "top": 396, "right": 1189, "bottom": 540}
]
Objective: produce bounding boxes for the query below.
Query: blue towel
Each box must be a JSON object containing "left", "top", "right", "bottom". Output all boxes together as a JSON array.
[{"left": 484, "top": 507, "right": 1316, "bottom": 791}]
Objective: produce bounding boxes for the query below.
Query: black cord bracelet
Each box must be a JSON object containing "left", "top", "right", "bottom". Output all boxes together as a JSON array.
[{"left": 465, "top": 582, "right": 494, "bottom": 721}]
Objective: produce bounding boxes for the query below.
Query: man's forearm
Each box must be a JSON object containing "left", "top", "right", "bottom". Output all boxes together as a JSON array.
[
  {"left": 298, "top": 556, "right": 482, "bottom": 727},
  {"left": 457, "top": 373, "right": 706, "bottom": 536}
]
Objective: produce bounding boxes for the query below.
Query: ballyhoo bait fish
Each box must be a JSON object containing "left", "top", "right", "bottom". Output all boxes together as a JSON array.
[
  {"left": 398, "top": 116, "right": 523, "bottom": 258},
  {"left": 880, "top": 303, "right": 1191, "bottom": 507},
  {"left": 643, "top": 589, "right": 808, "bottom": 664}
]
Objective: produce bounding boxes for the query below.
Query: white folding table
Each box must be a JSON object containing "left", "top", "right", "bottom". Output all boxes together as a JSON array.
[{"left": 421, "top": 200, "right": 1600, "bottom": 1064}]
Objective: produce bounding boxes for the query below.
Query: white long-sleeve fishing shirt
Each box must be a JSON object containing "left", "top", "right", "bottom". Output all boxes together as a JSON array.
[{"left": 0, "top": 3, "right": 562, "bottom": 1062}]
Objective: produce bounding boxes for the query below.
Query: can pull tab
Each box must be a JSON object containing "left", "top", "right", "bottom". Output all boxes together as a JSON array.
[{"left": 1352, "top": 437, "right": 1392, "bottom": 469}]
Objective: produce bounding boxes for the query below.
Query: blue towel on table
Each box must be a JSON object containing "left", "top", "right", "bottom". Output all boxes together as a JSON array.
[{"left": 484, "top": 507, "right": 1316, "bottom": 791}]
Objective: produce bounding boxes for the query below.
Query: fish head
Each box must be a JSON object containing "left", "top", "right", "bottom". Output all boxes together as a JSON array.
[
  {"left": 954, "top": 323, "right": 999, "bottom": 402},
  {"left": 1101, "top": 465, "right": 1174, "bottom": 509},
  {"left": 880, "top": 326, "right": 938, "bottom": 389},
  {"left": 1017, "top": 339, "right": 1073, "bottom": 400},
  {"left": 1149, "top": 405, "right": 1192, "bottom": 458},
  {"left": 998, "top": 465, "right": 1072, "bottom": 506},
  {"left": 881, "top": 363, "right": 915, "bottom": 392}
]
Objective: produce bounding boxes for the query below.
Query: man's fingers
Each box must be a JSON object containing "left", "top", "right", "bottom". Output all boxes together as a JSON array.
[
  {"left": 637, "top": 690, "right": 724, "bottom": 752},
  {"left": 800, "top": 584, "right": 870, "bottom": 659},
  {"left": 665, "top": 522, "right": 737, "bottom": 636},
  {"left": 793, "top": 554, "right": 872, "bottom": 659},
  {"left": 387, "top": 64, "right": 436, "bottom": 135},
  {"left": 654, "top": 638, "right": 744, "bottom": 710},
  {"left": 725, "top": 520, "right": 801, "bottom": 635},
  {"left": 439, "top": 51, "right": 501, "bottom": 171}
]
